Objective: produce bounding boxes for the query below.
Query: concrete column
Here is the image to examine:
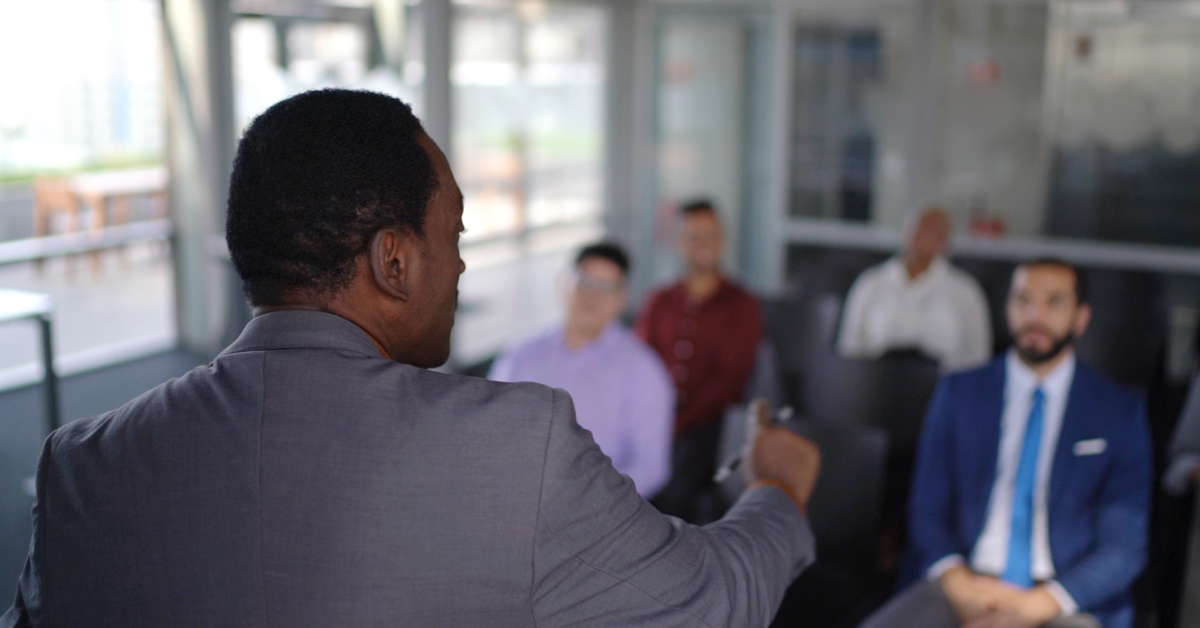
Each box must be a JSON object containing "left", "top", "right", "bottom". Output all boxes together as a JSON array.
[
  {"left": 905, "top": 0, "right": 948, "bottom": 213},
  {"left": 603, "top": 0, "right": 637, "bottom": 257},
  {"left": 756, "top": 0, "right": 794, "bottom": 295},
  {"left": 625, "top": 0, "right": 660, "bottom": 305},
  {"left": 422, "top": 0, "right": 453, "bottom": 155},
  {"left": 161, "top": 0, "right": 237, "bottom": 355}
]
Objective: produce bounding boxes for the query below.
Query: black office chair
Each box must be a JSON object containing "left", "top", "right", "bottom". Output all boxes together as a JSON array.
[
  {"left": 718, "top": 413, "right": 888, "bottom": 565},
  {"left": 781, "top": 418, "right": 891, "bottom": 628},
  {"left": 763, "top": 292, "right": 845, "bottom": 416},
  {"left": 797, "top": 349, "right": 942, "bottom": 590},
  {"left": 800, "top": 351, "right": 940, "bottom": 455},
  {"left": 718, "top": 408, "right": 891, "bottom": 628}
]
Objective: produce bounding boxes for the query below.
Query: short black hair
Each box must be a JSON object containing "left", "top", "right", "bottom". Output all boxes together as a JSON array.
[
  {"left": 226, "top": 89, "right": 438, "bottom": 306},
  {"left": 575, "top": 242, "right": 630, "bottom": 277},
  {"left": 679, "top": 198, "right": 718, "bottom": 218},
  {"left": 1015, "top": 258, "right": 1089, "bottom": 304}
]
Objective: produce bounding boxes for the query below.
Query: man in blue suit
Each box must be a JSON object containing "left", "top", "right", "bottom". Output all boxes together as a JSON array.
[{"left": 862, "top": 259, "right": 1152, "bottom": 628}]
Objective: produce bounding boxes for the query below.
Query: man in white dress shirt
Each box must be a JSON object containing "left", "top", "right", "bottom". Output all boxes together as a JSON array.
[{"left": 838, "top": 209, "right": 992, "bottom": 370}]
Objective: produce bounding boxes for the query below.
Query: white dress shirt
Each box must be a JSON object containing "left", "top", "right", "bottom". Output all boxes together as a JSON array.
[
  {"left": 928, "top": 351, "right": 1080, "bottom": 615},
  {"left": 838, "top": 256, "right": 992, "bottom": 371}
]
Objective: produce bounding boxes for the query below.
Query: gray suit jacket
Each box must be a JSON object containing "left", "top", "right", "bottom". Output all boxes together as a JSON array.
[{"left": 3, "top": 311, "right": 814, "bottom": 627}]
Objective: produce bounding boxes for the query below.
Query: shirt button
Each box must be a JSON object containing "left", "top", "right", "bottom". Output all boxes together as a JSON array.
[
  {"left": 672, "top": 364, "right": 689, "bottom": 383},
  {"left": 674, "top": 340, "right": 694, "bottom": 360}
]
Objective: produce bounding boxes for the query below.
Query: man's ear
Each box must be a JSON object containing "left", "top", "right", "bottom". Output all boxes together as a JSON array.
[
  {"left": 1073, "top": 302, "right": 1093, "bottom": 338},
  {"left": 369, "top": 228, "right": 416, "bottom": 301}
]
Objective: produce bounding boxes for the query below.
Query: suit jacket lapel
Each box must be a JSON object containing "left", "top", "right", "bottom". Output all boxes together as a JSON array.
[
  {"left": 974, "top": 359, "right": 1006, "bottom": 505},
  {"left": 1049, "top": 365, "right": 1087, "bottom": 510}
]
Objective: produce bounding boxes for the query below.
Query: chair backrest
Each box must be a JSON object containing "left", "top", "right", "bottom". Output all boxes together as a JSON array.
[
  {"left": 1179, "top": 484, "right": 1200, "bottom": 628},
  {"left": 800, "top": 351, "right": 940, "bottom": 455},
  {"left": 763, "top": 292, "right": 845, "bottom": 415},
  {"left": 742, "top": 339, "right": 784, "bottom": 409},
  {"left": 717, "top": 408, "right": 889, "bottom": 571},
  {"left": 763, "top": 293, "right": 843, "bottom": 374}
]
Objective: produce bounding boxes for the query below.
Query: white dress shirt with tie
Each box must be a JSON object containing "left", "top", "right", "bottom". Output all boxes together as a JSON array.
[
  {"left": 838, "top": 256, "right": 992, "bottom": 371},
  {"left": 927, "top": 350, "right": 1079, "bottom": 615}
]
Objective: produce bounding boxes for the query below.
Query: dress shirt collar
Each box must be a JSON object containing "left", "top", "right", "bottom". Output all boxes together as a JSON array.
[
  {"left": 883, "top": 255, "right": 950, "bottom": 287},
  {"left": 556, "top": 322, "right": 622, "bottom": 355},
  {"left": 220, "top": 310, "right": 385, "bottom": 359},
  {"left": 668, "top": 275, "right": 735, "bottom": 307},
  {"left": 1005, "top": 348, "right": 1076, "bottom": 400}
]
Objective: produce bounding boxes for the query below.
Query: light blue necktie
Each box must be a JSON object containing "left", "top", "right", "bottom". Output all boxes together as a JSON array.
[{"left": 1002, "top": 387, "right": 1045, "bottom": 588}]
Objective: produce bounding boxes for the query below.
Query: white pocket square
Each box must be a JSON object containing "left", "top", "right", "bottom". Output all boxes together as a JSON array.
[{"left": 1074, "top": 438, "right": 1107, "bottom": 456}]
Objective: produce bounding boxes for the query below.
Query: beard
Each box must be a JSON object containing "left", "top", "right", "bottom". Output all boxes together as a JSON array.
[{"left": 1013, "top": 325, "right": 1075, "bottom": 365}]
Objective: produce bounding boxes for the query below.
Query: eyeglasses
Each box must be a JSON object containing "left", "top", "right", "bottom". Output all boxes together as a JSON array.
[{"left": 569, "top": 270, "right": 625, "bottom": 296}]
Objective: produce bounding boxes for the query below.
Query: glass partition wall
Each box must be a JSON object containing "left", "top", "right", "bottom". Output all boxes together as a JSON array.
[
  {"left": 0, "top": 0, "right": 174, "bottom": 387},
  {"left": 779, "top": 0, "right": 1200, "bottom": 247},
  {"left": 1044, "top": 0, "right": 1200, "bottom": 246},
  {"left": 648, "top": 7, "right": 772, "bottom": 287},
  {"left": 452, "top": 1, "right": 607, "bottom": 243}
]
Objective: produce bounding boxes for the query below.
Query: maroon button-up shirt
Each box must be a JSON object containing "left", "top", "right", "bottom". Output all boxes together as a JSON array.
[{"left": 636, "top": 278, "right": 763, "bottom": 436}]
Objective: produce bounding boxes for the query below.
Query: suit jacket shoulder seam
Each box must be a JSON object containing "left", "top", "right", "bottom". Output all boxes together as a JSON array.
[
  {"left": 530, "top": 387, "right": 558, "bottom": 627},
  {"left": 256, "top": 352, "right": 271, "bottom": 628}
]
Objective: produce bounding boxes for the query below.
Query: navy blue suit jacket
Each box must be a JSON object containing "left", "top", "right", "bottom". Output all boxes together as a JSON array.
[{"left": 909, "top": 357, "right": 1152, "bottom": 628}]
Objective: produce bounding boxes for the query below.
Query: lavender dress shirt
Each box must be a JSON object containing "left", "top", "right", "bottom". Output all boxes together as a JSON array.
[{"left": 491, "top": 324, "right": 675, "bottom": 497}]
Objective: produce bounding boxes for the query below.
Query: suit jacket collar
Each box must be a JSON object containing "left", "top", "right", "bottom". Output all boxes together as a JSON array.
[
  {"left": 219, "top": 310, "right": 385, "bottom": 359},
  {"left": 977, "top": 357, "right": 1007, "bottom": 500}
]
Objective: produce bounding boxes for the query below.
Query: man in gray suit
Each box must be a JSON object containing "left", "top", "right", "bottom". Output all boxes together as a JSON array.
[{"left": 2, "top": 89, "right": 820, "bottom": 627}]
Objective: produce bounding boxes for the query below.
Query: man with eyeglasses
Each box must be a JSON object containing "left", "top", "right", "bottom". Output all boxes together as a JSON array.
[{"left": 490, "top": 242, "right": 674, "bottom": 499}]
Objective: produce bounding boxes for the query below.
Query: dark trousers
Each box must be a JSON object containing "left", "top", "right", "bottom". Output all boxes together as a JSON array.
[
  {"left": 652, "top": 419, "right": 724, "bottom": 524},
  {"left": 860, "top": 581, "right": 1101, "bottom": 628}
]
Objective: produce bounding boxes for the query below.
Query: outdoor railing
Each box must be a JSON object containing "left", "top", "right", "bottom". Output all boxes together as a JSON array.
[{"left": 0, "top": 219, "right": 172, "bottom": 266}]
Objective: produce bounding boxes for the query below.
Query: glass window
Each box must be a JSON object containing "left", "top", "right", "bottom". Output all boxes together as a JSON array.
[
  {"left": 649, "top": 11, "right": 772, "bottom": 286},
  {"left": 0, "top": 0, "right": 173, "bottom": 384},
  {"left": 233, "top": 2, "right": 424, "bottom": 134},
  {"left": 452, "top": 1, "right": 607, "bottom": 242},
  {"left": 1044, "top": 1, "right": 1200, "bottom": 246},
  {"left": 789, "top": 28, "right": 881, "bottom": 222}
]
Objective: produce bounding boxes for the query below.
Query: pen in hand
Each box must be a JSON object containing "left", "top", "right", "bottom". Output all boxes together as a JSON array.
[{"left": 713, "top": 404, "right": 794, "bottom": 482}]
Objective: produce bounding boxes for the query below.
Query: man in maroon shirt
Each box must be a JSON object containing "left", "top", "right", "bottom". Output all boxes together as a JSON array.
[{"left": 637, "top": 199, "right": 763, "bottom": 523}]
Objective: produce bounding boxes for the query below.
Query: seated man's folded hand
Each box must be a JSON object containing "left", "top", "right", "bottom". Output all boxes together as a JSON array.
[
  {"left": 940, "top": 566, "right": 1023, "bottom": 622},
  {"left": 958, "top": 579, "right": 1062, "bottom": 628}
]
